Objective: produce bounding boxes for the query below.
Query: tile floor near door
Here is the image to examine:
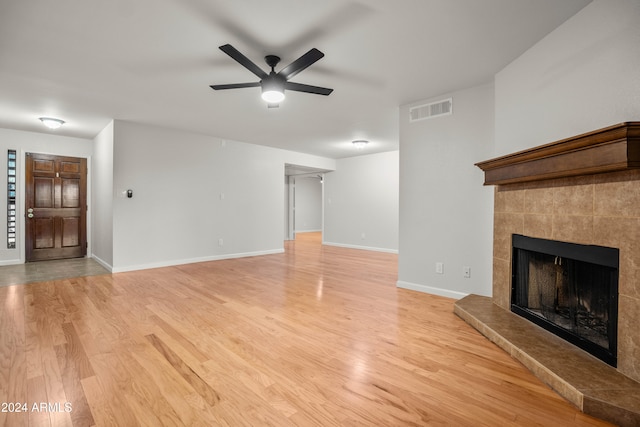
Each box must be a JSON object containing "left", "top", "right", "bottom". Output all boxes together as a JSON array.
[{"left": 0, "top": 257, "right": 110, "bottom": 287}]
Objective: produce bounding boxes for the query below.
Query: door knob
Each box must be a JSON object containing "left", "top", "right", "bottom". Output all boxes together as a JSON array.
[
  {"left": 28, "top": 213, "right": 34, "bottom": 218},
  {"left": 28, "top": 208, "right": 33, "bottom": 213}
]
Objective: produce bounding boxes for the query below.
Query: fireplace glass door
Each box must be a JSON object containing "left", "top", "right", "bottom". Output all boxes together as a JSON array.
[{"left": 511, "top": 235, "right": 619, "bottom": 366}]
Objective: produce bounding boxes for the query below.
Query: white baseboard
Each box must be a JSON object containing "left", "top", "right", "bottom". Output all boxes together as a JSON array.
[
  {"left": 90, "top": 254, "right": 113, "bottom": 272},
  {"left": 111, "top": 248, "right": 285, "bottom": 273},
  {"left": 0, "top": 258, "right": 22, "bottom": 266},
  {"left": 396, "top": 280, "right": 468, "bottom": 300},
  {"left": 322, "top": 241, "right": 398, "bottom": 254}
]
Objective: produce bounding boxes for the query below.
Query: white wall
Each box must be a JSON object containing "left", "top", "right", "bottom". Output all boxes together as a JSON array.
[
  {"left": 91, "top": 121, "right": 114, "bottom": 269},
  {"left": 110, "top": 120, "right": 335, "bottom": 272},
  {"left": 495, "top": 0, "right": 640, "bottom": 155},
  {"left": 293, "top": 176, "right": 322, "bottom": 232},
  {"left": 323, "top": 151, "right": 399, "bottom": 253},
  {"left": 398, "top": 84, "right": 494, "bottom": 298},
  {"left": 0, "top": 128, "right": 93, "bottom": 265}
]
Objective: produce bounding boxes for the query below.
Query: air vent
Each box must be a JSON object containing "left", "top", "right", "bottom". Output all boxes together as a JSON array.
[{"left": 409, "top": 98, "right": 452, "bottom": 122}]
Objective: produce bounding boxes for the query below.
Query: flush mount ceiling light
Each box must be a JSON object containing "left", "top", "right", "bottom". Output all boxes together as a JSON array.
[
  {"left": 39, "top": 117, "right": 65, "bottom": 129},
  {"left": 352, "top": 140, "right": 369, "bottom": 149}
]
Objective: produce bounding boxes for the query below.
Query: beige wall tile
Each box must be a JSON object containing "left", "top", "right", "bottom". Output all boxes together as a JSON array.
[
  {"left": 493, "top": 258, "right": 511, "bottom": 310},
  {"left": 494, "top": 212, "right": 523, "bottom": 261},
  {"left": 495, "top": 185, "right": 525, "bottom": 213},
  {"left": 524, "top": 186, "right": 554, "bottom": 215},
  {"left": 617, "top": 295, "right": 640, "bottom": 382},
  {"left": 553, "top": 180, "right": 594, "bottom": 216},
  {"left": 524, "top": 214, "right": 553, "bottom": 239},
  {"left": 594, "top": 170, "right": 640, "bottom": 218},
  {"left": 552, "top": 215, "right": 594, "bottom": 244},
  {"left": 594, "top": 216, "right": 640, "bottom": 299}
]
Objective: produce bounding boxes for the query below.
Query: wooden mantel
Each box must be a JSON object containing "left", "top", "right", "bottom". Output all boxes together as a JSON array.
[{"left": 476, "top": 122, "right": 640, "bottom": 185}]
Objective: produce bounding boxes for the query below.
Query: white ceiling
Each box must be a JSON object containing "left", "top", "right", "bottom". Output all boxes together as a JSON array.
[{"left": 0, "top": 0, "right": 591, "bottom": 159}]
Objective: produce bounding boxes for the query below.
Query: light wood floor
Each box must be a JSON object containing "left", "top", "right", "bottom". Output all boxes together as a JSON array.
[{"left": 0, "top": 232, "right": 613, "bottom": 426}]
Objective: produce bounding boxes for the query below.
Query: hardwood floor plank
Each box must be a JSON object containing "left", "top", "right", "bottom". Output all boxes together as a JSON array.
[
  {"left": 147, "top": 314, "right": 210, "bottom": 363},
  {"left": 128, "top": 348, "right": 222, "bottom": 427},
  {"left": 30, "top": 282, "right": 67, "bottom": 347},
  {"left": 54, "top": 342, "right": 95, "bottom": 426},
  {"left": 0, "top": 232, "right": 615, "bottom": 426},
  {"left": 60, "top": 323, "right": 94, "bottom": 380},
  {"left": 27, "top": 375, "right": 52, "bottom": 427},
  {"left": 87, "top": 353, "right": 150, "bottom": 427},
  {"left": 39, "top": 345, "right": 72, "bottom": 426},
  {"left": 0, "top": 285, "right": 27, "bottom": 427},
  {"left": 145, "top": 333, "right": 220, "bottom": 406},
  {"left": 112, "top": 350, "right": 185, "bottom": 427},
  {"left": 81, "top": 375, "right": 122, "bottom": 427}
]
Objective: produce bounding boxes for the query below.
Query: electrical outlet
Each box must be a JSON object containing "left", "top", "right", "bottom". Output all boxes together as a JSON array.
[
  {"left": 218, "top": 238, "right": 223, "bottom": 246},
  {"left": 436, "top": 262, "right": 444, "bottom": 274},
  {"left": 463, "top": 266, "right": 471, "bottom": 278}
]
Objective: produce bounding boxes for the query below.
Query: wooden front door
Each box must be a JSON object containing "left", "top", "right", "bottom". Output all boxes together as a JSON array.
[{"left": 25, "top": 153, "right": 87, "bottom": 262}]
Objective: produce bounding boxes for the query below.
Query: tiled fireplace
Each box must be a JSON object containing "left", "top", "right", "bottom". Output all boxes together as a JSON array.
[
  {"left": 455, "top": 123, "right": 640, "bottom": 426},
  {"left": 492, "top": 170, "right": 640, "bottom": 378}
]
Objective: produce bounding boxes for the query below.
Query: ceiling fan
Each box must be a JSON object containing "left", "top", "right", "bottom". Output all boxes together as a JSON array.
[{"left": 210, "top": 44, "right": 333, "bottom": 108}]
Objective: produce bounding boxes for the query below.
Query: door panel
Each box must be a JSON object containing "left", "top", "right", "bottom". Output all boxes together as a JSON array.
[
  {"left": 62, "top": 178, "right": 80, "bottom": 207},
  {"left": 60, "top": 161, "right": 81, "bottom": 174},
  {"left": 33, "top": 158, "right": 55, "bottom": 173},
  {"left": 26, "top": 153, "right": 87, "bottom": 261},
  {"left": 62, "top": 217, "right": 80, "bottom": 246},
  {"left": 34, "top": 177, "right": 55, "bottom": 207},
  {"left": 34, "top": 218, "right": 55, "bottom": 249}
]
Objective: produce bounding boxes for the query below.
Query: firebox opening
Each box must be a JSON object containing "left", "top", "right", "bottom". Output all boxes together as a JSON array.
[{"left": 511, "top": 235, "right": 619, "bottom": 367}]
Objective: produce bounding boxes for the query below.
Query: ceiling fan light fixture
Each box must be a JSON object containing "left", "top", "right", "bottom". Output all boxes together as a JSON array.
[
  {"left": 39, "top": 117, "right": 65, "bottom": 129},
  {"left": 211, "top": 44, "right": 333, "bottom": 105},
  {"left": 352, "top": 139, "right": 369, "bottom": 149},
  {"left": 261, "top": 89, "right": 285, "bottom": 103},
  {"left": 261, "top": 75, "right": 286, "bottom": 103}
]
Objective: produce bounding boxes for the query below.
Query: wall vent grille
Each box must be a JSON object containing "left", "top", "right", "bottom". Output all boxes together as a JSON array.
[{"left": 409, "top": 98, "right": 452, "bottom": 122}]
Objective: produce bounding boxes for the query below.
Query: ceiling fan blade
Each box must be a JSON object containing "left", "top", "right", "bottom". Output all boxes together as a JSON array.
[
  {"left": 210, "top": 82, "right": 261, "bottom": 90},
  {"left": 285, "top": 81, "right": 333, "bottom": 96},
  {"left": 279, "top": 48, "right": 324, "bottom": 80},
  {"left": 219, "top": 44, "right": 268, "bottom": 79}
]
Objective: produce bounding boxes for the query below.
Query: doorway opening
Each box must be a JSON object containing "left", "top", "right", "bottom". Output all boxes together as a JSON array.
[{"left": 284, "top": 164, "right": 330, "bottom": 242}]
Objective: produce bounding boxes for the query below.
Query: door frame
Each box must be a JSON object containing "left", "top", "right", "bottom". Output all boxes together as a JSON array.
[
  {"left": 286, "top": 175, "right": 296, "bottom": 241},
  {"left": 285, "top": 172, "right": 325, "bottom": 241},
  {"left": 17, "top": 149, "right": 92, "bottom": 264}
]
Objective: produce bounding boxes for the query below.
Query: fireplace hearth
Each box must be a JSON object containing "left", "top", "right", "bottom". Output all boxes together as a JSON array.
[{"left": 511, "top": 234, "right": 619, "bottom": 366}]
